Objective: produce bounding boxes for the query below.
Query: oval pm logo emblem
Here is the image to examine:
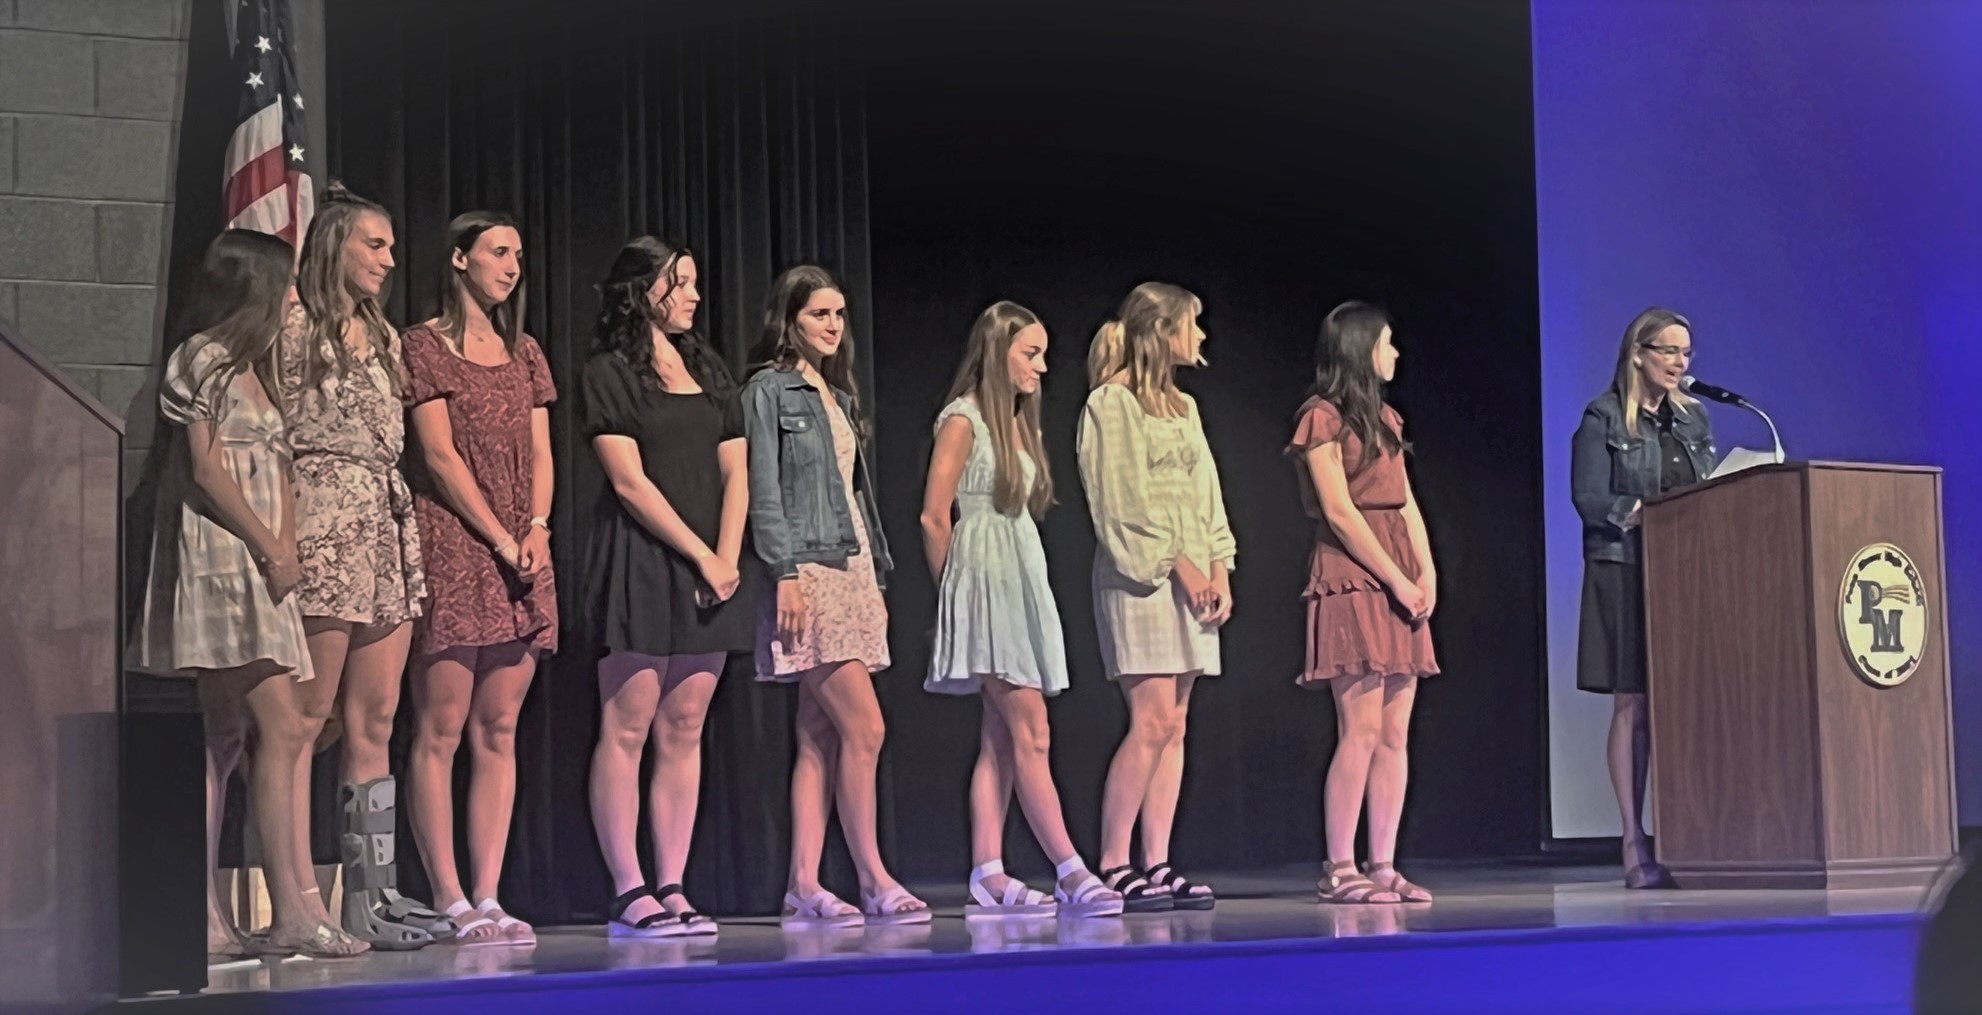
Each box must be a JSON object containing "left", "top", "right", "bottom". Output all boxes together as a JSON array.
[{"left": 1838, "top": 542, "right": 1928, "bottom": 688}]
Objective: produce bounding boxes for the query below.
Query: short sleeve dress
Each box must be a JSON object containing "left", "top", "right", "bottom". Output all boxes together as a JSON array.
[
  {"left": 924, "top": 397, "right": 1068, "bottom": 696},
  {"left": 274, "top": 306, "right": 426, "bottom": 627},
  {"left": 1285, "top": 397, "right": 1438, "bottom": 684},
  {"left": 130, "top": 336, "right": 314, "bottom": 681},
  {"left": 401, "top": 324, "right": 559, "bottom": 657},
  {"left": 581, "top": 352, "right": 757, "bottom": 658},
  {"left": 1076, "top": 384, "right": 1237, "bottom": 679}
]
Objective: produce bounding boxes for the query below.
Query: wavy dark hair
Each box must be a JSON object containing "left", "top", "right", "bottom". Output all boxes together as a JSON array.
[
  {"left": 748, "top": 264, "right": 865, "bottom": 436},
  {"left": 593, "top": 236, "right": 734, "bottom": 396},
  {"left": 295, "top": 180, "right": 402, "bottom": 396},
  {"left": 433, "top": 209, "right": 526, "bottom": 355},
  {"left": 1311, "top": 300, "right": 1406, "bottom": 470}
]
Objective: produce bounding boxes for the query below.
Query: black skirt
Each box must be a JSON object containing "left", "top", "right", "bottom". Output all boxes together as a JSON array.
[{"left": 1577, "top": 560, "right": 1646, "bottom": 695}]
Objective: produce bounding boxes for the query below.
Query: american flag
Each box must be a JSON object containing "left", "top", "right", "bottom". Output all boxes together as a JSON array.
[{"left": 224, "top": 0, "right": 313, "bottom": 246}]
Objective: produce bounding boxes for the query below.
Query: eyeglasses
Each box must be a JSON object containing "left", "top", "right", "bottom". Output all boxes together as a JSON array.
[{"left": 1640, "top": 343, "right": 1695, "bottom": 362}]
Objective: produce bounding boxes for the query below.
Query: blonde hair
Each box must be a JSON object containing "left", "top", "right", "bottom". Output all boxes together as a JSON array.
[
  {"left": 1086, "top": 281, "right": 1198, "bottom": 418},
  {"left": 295, "top": 182, "right": 403, "bottom": 397},
  {"left": 944, "top": 301, "right": 1054, "bottom": 517},
  {"left": 1611, "top": 306, "right": 1696, "bottom": 436}
]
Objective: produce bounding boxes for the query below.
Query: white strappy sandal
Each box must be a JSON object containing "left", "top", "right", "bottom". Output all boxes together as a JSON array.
[
  {"left": 1053, "top": 857, "right": 1126, "bottom": 919},
  {"left": 963, "top": 860, "right": 1057, "bottom": 917},
  {"left": 477, "top": 898, "right": 535, "bottom": 945},
  {"left": 782, "top": 887, "right": 864, "bottom": 928},
  {"left": 860, "top": 884, "right": 933, "bottom": 925},
  {"left": 443, "top": 900, "right": 504, "bottom": 948}
]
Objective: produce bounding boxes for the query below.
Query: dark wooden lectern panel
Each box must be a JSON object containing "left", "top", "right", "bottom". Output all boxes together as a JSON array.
[
  {"left": 1807, "top": 467, "right": 1956, "bottom": 867},
  {"left": 1644, "top": 462, "right": 1955, "bottom": 889},
  {"left": 1644, "top": 468, "right": 1822, "bottom": 866},
  {"left": 0, "top": 325, "right": 124, "bottom": 1011}
]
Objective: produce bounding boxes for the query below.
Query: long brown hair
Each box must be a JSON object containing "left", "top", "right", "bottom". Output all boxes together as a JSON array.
[
  {"left": 1611, "top": 306, "right": 1697, "bottom": 436},
  {"left": 748, "top": 264, "right": 865, "bottom": 436},
  {"left": 433, "top": 209, "right": 526, "bottom": 355},
  {"left": 294, "top": 181, "right": 401, "bottom": 396},
  {"left": 1311, "top": 300, "right": 1406, "bottom": 469},
  {"left": 1086, "top": 281, "right": 1197, "bottom": 418},
  {"left": 170, "top": 229, "right": 298, "bottom": 426},
  {"left": 944, "top": 301, "right": 1054, "bottom": 517}
]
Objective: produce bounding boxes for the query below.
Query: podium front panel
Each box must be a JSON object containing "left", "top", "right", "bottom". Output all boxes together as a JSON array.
[{"left": 1806, "top": 467, "right": 1956, "bottom": 866}]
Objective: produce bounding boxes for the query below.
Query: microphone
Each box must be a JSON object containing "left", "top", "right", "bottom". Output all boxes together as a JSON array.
[
  {"left": 1681, "top": 376, "right": 1784, "bottom": 465},
  {"left": 1681, "top": 376, "right": 1747, "bottom": 406}
]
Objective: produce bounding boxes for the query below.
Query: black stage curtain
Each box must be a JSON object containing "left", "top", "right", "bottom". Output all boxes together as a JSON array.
[{"left": 325, "top": 0, "right": 872, "bottom": 921}]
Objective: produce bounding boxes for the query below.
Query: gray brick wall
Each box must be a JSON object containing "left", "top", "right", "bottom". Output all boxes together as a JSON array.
[{"left": 0, "top": 1, "right": 190, "bottom": 450}]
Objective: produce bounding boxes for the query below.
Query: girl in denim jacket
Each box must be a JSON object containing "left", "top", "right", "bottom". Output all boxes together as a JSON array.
[{"left": 741, "top": 265, "right": 928, "bottom": 925}]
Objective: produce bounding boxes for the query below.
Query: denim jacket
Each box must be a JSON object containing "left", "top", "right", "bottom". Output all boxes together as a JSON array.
[
  {"left": 741, "top": 366, "right": 893, "bottom": 584},
  {"left": 1570, "top": 392, "right": 1716, "bottom": 564}
]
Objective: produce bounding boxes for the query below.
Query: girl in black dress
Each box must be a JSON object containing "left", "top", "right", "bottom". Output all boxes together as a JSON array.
[{"left": 583, "top": 237, "right": 755, "bottom": 936}]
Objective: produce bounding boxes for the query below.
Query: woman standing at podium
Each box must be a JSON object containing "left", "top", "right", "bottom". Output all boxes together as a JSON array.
[{"left": 1570, "top": 307, "right": 1718, "bottom": 889}]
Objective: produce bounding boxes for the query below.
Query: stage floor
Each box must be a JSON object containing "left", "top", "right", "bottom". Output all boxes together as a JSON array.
[{"left": 150, "top": 860, "right": 1940, "bottom": 1013}]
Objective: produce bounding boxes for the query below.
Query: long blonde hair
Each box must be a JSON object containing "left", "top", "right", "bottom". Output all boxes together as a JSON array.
[
  {"left": 1611, "top": 306, "right": 1696, "bottom": 436},
  {"left": 1086, "top": 281, "right": 1198, "bottom": 418},
  {"left": 295, "top": 182, "right": 402, "bottom": 397},
  {"left": 944, "top": 301, "right": 1054, "bottom": 518}
]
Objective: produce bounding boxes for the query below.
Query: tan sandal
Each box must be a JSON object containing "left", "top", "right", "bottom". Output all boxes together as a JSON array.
[
  {"left": 1363, "top": 861, "right": 1433, "bottom": 903},
  {"left": 1317, "top": 860, "right": 1402, "bottom": 904}
]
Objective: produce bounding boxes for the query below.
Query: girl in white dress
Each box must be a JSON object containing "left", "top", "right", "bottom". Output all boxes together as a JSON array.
[
  {"left": 1077, "top": 282, "right": 1236, "bottom": 913},
  {"left": 131, "top": 230, "right": 364, "bottom": 959},
  {"left": 921, "top": 301, "right": 1122, "bottom": 919}
]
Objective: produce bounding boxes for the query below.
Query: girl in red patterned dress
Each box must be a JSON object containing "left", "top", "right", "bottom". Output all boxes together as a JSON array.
[
  {"left": 401, "top": 211, "right": 557, "bottom": 945},
  {"left": 1287, "top": 302, "right": 1440, "bottom": 905}
]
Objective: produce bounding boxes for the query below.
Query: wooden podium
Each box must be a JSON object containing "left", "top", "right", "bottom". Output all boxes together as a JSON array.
[{"left": 1642, "top": 461, "right": 1956, "bottom": 888}]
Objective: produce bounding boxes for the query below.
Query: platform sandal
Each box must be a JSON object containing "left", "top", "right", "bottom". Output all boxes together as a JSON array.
[
  {"left": 607, "top": 886, "right": 684, "bottom": 939},
  {"left": 1053, "top": 857, "right": 1125, "bottom": 919},
  {"left": 964, "top": 859, "right": 1057, "bottom": 917},
  {"left": 1100, "top": 864, "right": 1174, "bottom": 914},
  {"left": 1146, "top": 862, "right": 1215, "bottom": 911},
  {"left": 654, "top": 883, "right": 719, "bottom": 936}
]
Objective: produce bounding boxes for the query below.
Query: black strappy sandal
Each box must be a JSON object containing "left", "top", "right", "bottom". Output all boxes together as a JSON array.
[
  {"left": 1146, "top": 862, "right": 1216, "bottom": 911},
  {"left": 654, "top": 883, "right": 719, "bottom": 936},
  {"left": 607, "top": 885, "right": 682, "bottom": 939},
  {"left": 1100, "top": 864, "right": 1174, "bottom": 914}
]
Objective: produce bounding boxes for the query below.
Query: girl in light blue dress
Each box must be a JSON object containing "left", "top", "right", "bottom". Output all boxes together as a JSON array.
[{"left": 920, "top": 301, "right": 1122, "bottom": 919}]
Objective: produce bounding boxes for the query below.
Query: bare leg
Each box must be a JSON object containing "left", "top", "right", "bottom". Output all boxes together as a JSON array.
[
  {"left": 295, "top": 618, "right": 351, "bottom": 923},
  {"left": 590, "top": 652, "right": 662, "bottom": 926},
  {"left": 1098, "top": 675, "right": 1182, "bottom": 873},
  {"left": 197, "top": 676, "right": 251, "bottom": 953},
  {"left": 407, "top": 649, "right": 476, "bottom": 910},
  {"left": 1324, "top": 674, "right": 1384, "bottom": 866},
  {"left": 464, "top": 643, "right": 535, "bottom": 907},
  {"left": 1363, "top": 674, "right": 1420, "bottom": 866},
  {"left": 983, "top": 679, "right": 1099, "bottom": 898},
  {"left": 244, "top": 664, "right": 363, "bottom": 954},
  {"left": 339, "top": 621, "right": 413, "bottom": 785},
  {"left": 802, "top": 661, "right": 921, "bottom": 912},
  {"left": 967, "top": 696, "right": 1017, "bottom": 890},
  {"left": 1137, "top": 671, "right": 1198, "bottom": 868},
  {"left": 787, "top": 680, "right": 840, "bottom": 896},
  {"left": 650, "top": 653, "right": 721, "bottom": 917}
]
